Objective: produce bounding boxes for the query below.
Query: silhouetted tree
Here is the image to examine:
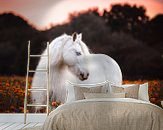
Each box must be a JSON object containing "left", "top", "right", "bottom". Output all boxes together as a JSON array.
[
  {"left": 0, "top": 13, "right": 48, "bottom": 75},
  {"left": 102, "top": 4, "right": 149, "bottom": 35},
  {"left": 140, "top": 14, "right": 163, "bottom": 53}
]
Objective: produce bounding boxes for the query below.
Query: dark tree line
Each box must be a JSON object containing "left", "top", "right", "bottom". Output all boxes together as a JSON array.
[{"left": 0, "top": 4, "right": 162, "bottom": 80}]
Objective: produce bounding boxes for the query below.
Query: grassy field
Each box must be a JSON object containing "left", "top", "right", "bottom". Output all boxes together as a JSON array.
[{"left": 0, "top": 76, "right": 162, "bottom": 113}]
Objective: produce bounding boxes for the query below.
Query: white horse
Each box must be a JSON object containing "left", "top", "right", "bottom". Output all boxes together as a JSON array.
[{"left": 31, "top": 33, "right": 122, "bottom": 106}]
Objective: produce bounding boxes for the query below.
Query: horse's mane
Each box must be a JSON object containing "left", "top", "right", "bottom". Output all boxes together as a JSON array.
[{"left": 79, "top": 40, "right": 90, "bottom": 55}]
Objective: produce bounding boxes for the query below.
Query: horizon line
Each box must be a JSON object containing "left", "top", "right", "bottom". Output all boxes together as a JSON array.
[{"left": 1, "top": 8, "right": 163, "bottom": 31}]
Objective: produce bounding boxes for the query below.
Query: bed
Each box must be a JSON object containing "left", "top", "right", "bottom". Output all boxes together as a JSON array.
[{"left": 22, "top": 82, "right": 163, "bottom": 130}]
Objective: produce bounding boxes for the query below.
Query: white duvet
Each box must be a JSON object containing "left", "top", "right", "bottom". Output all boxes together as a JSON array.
[{"left": 22, "top": 98, "right": 163, "bottom": 130}]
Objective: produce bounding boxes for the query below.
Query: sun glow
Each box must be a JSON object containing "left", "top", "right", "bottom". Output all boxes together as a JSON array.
[{"left": 0, "top": 0, "right": 162, "bottom": 30}]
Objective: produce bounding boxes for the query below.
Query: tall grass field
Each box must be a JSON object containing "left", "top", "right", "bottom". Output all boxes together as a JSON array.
[{"left": 0, "top": 76, "right": 162, "bottom": 113}]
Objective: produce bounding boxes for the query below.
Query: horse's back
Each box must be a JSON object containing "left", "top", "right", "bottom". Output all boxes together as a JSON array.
[{"left": 96, "top": 54, "right": 122, "bottom": 84}]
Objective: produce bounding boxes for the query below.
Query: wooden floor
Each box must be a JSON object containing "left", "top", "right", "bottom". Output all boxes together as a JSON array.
[
  {"left": 0, "top": 113, "right": 46, "bottom": 130},
  {"left": 0, "top": 122, "right": 43, "bottom": 130}
]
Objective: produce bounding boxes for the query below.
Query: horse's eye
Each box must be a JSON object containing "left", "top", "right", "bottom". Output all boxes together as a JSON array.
[{"left": 76, "top": 51, "right": 81, "bottom": 56}]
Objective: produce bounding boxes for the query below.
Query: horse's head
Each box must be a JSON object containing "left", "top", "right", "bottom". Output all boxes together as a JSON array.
[{"left": 62, "top": 32, "right": 90, "bottom": 81}]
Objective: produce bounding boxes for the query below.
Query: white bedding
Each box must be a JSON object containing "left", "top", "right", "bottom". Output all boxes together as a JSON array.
[
  {"left": 71, "top": 98, "right": 155, "bottom": 105},
  {"left": 22, "top": 98, "right": 163, "bottom": 130}
]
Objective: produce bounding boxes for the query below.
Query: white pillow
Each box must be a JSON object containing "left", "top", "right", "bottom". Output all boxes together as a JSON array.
[
  {"left": 112, "top": 84, "right": 140, "bottom": 99},
  {"left": 66, "top": 84, "right": 109, "bottom": 103},
  {"left": 66, "top": 85, "right": 108, "bottom": 103},
  {"left": 138, "top": 82, "right": 149, "bottom": 102},
  {"left": 66, "top": 84, "right": 76, "bottom": 103},
  {"left": 74, "top": 86, "right": 103, "bottom": 100},
  {"left": 84, "top": 92, "right": 126, "bottom": 99},
  {"left": 121, "top": 83, "right": 149, "bottom": 102},
  {"left": 121, "top": 84, "right": 136, "bottom": 88}
]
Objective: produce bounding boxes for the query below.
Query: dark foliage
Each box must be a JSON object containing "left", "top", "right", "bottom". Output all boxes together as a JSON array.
[
  {"left": 103, "top": 4, "right": 149, "bottom": 34},
  {"left": 0, "top": 13, "right": 48, "bottom": 75},
  {"left": 0, "top": 4, "right": 162, "bottom": 80}
]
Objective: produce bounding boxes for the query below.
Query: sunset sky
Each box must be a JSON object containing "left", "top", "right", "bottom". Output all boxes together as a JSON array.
[{"left": 0, "top": 0, "right": 163, "bottom": 30}]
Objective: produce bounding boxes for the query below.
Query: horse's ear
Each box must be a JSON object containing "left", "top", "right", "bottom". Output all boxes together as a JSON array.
[
  {"left": 78, "top": 33, "right": 82, "bottom": 40},
  {"left": 72, "top": 32, "right": 77, "bottom": 42}
]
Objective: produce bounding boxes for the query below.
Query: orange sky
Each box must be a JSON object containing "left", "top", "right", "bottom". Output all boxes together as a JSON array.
[{"left": 0, "top": 0, "right": 163, "bottom": 30}]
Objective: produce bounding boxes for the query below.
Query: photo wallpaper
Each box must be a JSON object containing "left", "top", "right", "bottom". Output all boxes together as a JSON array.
[{"left": 0, "top": 0, "right": 163, "bottom": 112}]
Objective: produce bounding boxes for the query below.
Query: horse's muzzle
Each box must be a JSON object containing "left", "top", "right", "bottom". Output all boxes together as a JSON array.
[{"left": 79, "top": 73, "right": 89, "bottom": 81}]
